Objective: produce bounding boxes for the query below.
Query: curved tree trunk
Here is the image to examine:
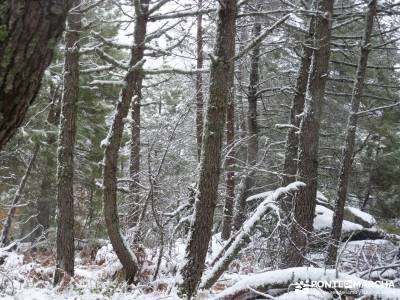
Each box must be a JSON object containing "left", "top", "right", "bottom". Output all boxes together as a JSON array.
[
  {"left": 0, "top": 0, "right": 74, "bottom": 150},
  {"left": 102, "top": 0, "right": 149, "bottom": 283},
  {"left": 286, "top": 0, "right": 334, "bottom": 267},
  {"left": 54, "top": 0, "right": 81, "bottom": 285},
  {"left": 326, "top": 0, "right": 377, "bottom": 266},
  {"left": 177, "top": 1, "right": 237, "bottom": 297}
]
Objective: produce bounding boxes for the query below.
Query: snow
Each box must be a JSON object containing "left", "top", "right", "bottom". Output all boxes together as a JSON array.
[
  {"left": 100, "top": 137, "right": 110, "bottom": 148},
  {"left": 276, "top": 288, "right": 333, "bottom": 300},
  {"left": 212, "top": 267, "right": 400, "bottom": 300},
  {"left": 345, "top": 206, "right": 377, "bottom": 226},
  {"left": 95, "top": 244, "right": 123, "bottom": 278},
  {"left": 346, "top": 239, "right": 392, "bottom": 247},
  {"left": 90, "top": 80, "right": 126, "bottom": 87},
  {"left": 316, "top": 191, "right": 329, "bottom": 204},
  {"left": 246, "top": 190, "right": 273, "bottom": 202},
  {"left": 11, "top": 288, "right": 180, "bottom": 300},
  {"left": 314, "top": 204, "right": 363, "bottom": 232}
]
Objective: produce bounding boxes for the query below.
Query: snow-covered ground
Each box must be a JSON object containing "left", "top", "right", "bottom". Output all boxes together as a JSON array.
[
  {"left": 1, "top": 235, "right": 400, "bottom": 300},
  {"left": 0, "top": 189, "right": 398, "bottom": 299}
]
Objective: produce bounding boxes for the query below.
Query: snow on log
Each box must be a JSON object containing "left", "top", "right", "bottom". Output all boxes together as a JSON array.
[
  {"left": 212, "top": 267, "right": 399, "bottom": 300},
  {"left": 314, "top": 205, "right": 363, "bottom": 233},
  {"left": 344, "top": 206, "right": 377, "bottom": 228}
]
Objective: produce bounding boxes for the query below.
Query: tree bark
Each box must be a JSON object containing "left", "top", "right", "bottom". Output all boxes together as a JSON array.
[
  {"left": 281, "top": 19, "right": 314, "bottom": 188},
  {"left": 326, "top": 0, "right": 377, "bottom": 266},
  {"left": 34, "top": 71, "right": 61, "bottom": 243},
  {"left": 127, "top": 0, "right": 151, "bottom": 230},
  {"left": 102, "top": 0, "right": 149, "bottom": 283},
  {"left": 54, "top": 1, "right": 81, "bottom": 285},
  {"left": 278, "top": 16, "right": 314, "bottom": 263},
  {"left": 0, "top": 143, "right": 39, "bottom": 246},
  {"left": 35, "top": 173, "right": 52, "bottom": 241},
  {"left": 177, "top": 1, "right": 237, "bottom": 297},
  {"left": 195, "top": 0, "right": 204, "bottom": 161},
  {"left": 232, "top": 22, "right": 261, "bottom": 231},
  {"left": 0, "top": 0, "right": 74, "bottom": 150},
  {"left": 221, "top": 81, "right": 235, "bottom": 240},
  {"left": 286, "top": 0, "right": 334, "bottom": 267}
]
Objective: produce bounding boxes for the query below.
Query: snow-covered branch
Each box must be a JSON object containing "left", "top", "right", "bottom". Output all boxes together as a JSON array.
[
  {"left": 94, "top": 48, "right": 129, "bottom": 70},
  {"left": 91, "top": 31, "right": 131, "bottom": 49},
  {"left": 200, "top": 181, "right": 305, "bottom": 290},
  {"left": 89, "top": 80, "right": 125, "bottom": 87},
  {"left": 149, "top": 8, "right": 215, "bottom": 22},
  {"left": 357, "top": 102, "right": 400, "bottom": 117},
  {"left": 234, "top": 14, "right": 291, "bottom": 61},
  {"left": 80, "top": 65, "right": 115, "bottom": 74},
  {"left": 144, "top": 67, "right": 208, "bottom": 75}
]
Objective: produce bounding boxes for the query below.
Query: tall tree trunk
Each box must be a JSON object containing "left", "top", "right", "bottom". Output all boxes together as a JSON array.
[
  {"left": 281, "top": 19, "right": 314, "bottom": 188},
  {"left": 86, "top": 177, "right": 96, "bottom": 237},
  {"left": 54, "top": 1, "right": 81, "bottom": 284},
  {"left": 232, "top": 22, "right": 261, "bottom": 231},
  {"left": 286, "top": 0, "right": 334, "bottom": 267},
  {"left": 0, "top": 0, "right": 74, "bottom": 150},
  {"left": 128, "top": 97, "right": 141, "bottom": 228},
  {"left": 177, "top": 1, "right": 237, "bottom": 297},
  {"left": 326, "top": 0, "right": 377, "bottom": 266},
  {"left": 35, "top": 170, "right": 52, "bottom": 241},
  {"left": 221, "top": 82, "right": 235, "bottom": 240},
  {"left": 102, "top": 0, "right": 149, "bottom": 283},
  {"left": 0, "top": 143, "right": 39, "bottom": 246},
  {"left": 33, "top": 84, "right": 61, "bottom": 242},
  {"left": 279, "top": 17, "right": 314, "bottom": 260},
  {"left": 195, "top": 0, "right": 204, "bottom": 161},
  {"left": 236, "top": 29, "right": 248, "bottom": 145},
  {"left": 127, "top": 0, "right": 152, "bottom": 230}
]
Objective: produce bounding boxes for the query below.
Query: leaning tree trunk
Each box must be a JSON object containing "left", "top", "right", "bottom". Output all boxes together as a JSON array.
[
  {"left": 54, "top": 1, "right": 81, "bottom": 285},
  {"left": 0, "top": 143, "right": 40, "bottom": 246},
  {"left": 221, "top": 79, "right": 235, "bottom": 240},
  {"left": 195, "top": 0, "right": 204, "bottom": 161},
  {"left": 0, "top": 0, "right": 74, "bottom": 150},
  {"left": 177, "top": 0, "right": 237, "bottom": 298},
  {"left": 232, "top": 22, "right": 261, "bottom": 231},
  {"left": 102, "top": 0, "right": 149, "bottom": 283},
  {"left": 326, "top": 0, "right": 377, "bottom": 266},
  {"left": 286, "top": 0, "right": 334, "bottom": 267}
]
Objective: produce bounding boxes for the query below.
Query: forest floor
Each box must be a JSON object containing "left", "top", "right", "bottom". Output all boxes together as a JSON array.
[{"left": 1, "top": 234, "right": 400, "bottom": 300}]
